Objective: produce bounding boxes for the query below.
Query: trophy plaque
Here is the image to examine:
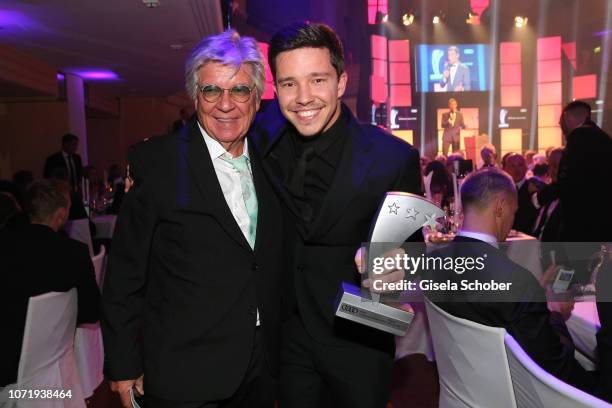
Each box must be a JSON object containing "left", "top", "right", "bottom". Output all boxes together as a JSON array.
[{"left": 334, "top": 192, "right": 445, "bottom": 336}]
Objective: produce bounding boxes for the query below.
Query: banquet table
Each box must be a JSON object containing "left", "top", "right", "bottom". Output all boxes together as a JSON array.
[
  {"left": 92, "top": 214, "right": 117, "bottom": 240},
  {"left": 566, "top": 298, "right": 600, "bottom": 360}
]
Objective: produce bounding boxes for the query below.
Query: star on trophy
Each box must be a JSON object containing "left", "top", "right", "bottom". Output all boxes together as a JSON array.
[{"left": 334, "top": 192, "right": 445, "bottom": 336}]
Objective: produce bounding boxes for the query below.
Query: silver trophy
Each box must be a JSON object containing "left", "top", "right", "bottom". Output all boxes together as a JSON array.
[{"left": 334, "top": 192, "right": 445, "bottom": 336}]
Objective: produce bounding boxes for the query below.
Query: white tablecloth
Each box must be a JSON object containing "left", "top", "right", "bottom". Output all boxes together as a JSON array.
[
  {"left": 93, "top": 215, "right": 117, "bottom": 239},
  {"left": 567, "top": 299, "right": 600, "bottom": 360}
]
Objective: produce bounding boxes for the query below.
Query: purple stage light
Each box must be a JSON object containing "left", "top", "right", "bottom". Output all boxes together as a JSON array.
[
  {"left": 0, "top": 10, "right": 33, "bottom": 29},
  {"left": 594, "top": 29, "right": 612, "bottom": 37},
  {"left": 69, "top": 70, "right": 120, "bottom": 80}
]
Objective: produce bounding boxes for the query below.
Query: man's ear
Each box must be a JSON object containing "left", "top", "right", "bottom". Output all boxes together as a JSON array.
[
  {"left": 337, "top": 71, "right": 348, "bottom": 99},
  {"left": 494, "top": 198, "right": 504, "bottom": 218}
]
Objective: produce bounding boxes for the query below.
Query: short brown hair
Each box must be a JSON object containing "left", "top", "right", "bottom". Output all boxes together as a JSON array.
[
  {"left": 461, "top": 168, "right": 516, "bottom": 212},
  {"left": 25, "top": 179, "right": 71, "bottom": 222},
  {"left": 268, "top": 21, "right": 345, "bottom": 80}
]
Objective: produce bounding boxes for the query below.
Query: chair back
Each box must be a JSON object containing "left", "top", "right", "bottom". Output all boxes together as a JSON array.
[
  {"left": 91, "top": 244, "right": 106, "bottom": 288},
  {"left": 505, "top": 334, "right": 611, "bottom": 408},
  {"left": 16, "top": 288, "right": 85, "bottom": 407},
  {"left": 75, "top": 245, "right": 105, "bottom": 400},
  {"left": 424, "top": 298, "right": 516, "bottom": 408}
]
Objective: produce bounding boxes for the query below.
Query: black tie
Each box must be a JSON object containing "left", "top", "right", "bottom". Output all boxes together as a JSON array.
[{"left": 68, "top": 155, "right": 77, "bottom": 187}]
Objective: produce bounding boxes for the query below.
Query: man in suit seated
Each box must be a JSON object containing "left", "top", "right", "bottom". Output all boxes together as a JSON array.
[
  {"left": 0, "top": 179, "right": 100, "bottom": 387},
  {"left": 422, "top": 168, "right": 597, "bottom": 394},
  {"left": 503, "top": 152, "right": 545, "bottom": 235},
  {"left": 43, "top": 133, "right": 83, "bottom": 192}
]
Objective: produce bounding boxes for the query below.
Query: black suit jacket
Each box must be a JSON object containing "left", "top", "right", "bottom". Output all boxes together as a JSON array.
[
  {"left": 101, "top": 119, "right": 285, "bottom": 401},
  {"left": 513, "top": 178, "right": 545, "bottom": 235},
  {"left": 536, "top": 124, "right": 612, "bottom": 242},
  {"left": 250, "top": 102, "right": 422, "bottom": 352},
  {"left": 0, "top": 223, "right": 99, "bottom": 386},
  {"left": 423, "top": 236, "right": 595, "bottom": 394},
  {"left": 441, "top": 111, "right": 465, "bottom": 143},
  {"left": 43, "top": 151, "right": 83, "bottom": 185}
]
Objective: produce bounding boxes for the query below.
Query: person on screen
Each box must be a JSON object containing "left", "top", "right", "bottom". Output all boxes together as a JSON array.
[
  {"left": 441, "top": 98, "right": 465, "bottom": 155},
  {"left": 439, "top": 46, "right": 471, "bottom": 92}
]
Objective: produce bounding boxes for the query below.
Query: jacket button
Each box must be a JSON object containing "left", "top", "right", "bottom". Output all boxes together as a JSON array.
[{"left": 252, "top": 263, "right": 259, "bottom": 271}]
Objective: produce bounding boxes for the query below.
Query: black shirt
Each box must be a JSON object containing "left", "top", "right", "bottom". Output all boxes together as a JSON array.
[{"left": 278, "top": 107, "right": 348, "bottom": 233}]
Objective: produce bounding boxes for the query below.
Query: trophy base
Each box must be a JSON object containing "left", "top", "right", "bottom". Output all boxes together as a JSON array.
[{"left": 334, "top": 282, "right": 414, "bottom": 336}]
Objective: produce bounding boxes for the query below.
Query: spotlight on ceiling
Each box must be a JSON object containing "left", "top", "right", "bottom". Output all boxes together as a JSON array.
[
  {"left": 466, "top": 11, "right": 479, "bottom": 25},
  {"left": 375, "top": 11, "right": 388, "bottom": 24},
  {"left": 402, "top": 13, "right": 415, "bottom": 26},
  {"left": 142, "top": 0, "right": 160, "bottom": 8},
  {"left": 432, "top": 11, "right": 445, "bottom": 24},
  {"left": 514, "top": 16, "right": 528, "bottom": 28}
]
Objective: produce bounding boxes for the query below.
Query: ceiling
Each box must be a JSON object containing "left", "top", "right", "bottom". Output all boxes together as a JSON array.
[
  {"left": 0, "top": 0, "right": 610, "bottom": 99},
  {"left": 0, "top": 0, "right": 223, "bottom": 97}
]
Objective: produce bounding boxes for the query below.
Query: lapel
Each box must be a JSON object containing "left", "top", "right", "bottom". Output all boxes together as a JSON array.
[
  {"left": 248, "top": 140, "right": 273, "bottom": 253},
  {"left": 251, "top": 101, "right": 302, "bottom": 218},
  {"left": 307, "top": 109, "right": 375, "bottom": 239},
  {"left": 180, "top": 120, "right": 252, "bottom": 252}
]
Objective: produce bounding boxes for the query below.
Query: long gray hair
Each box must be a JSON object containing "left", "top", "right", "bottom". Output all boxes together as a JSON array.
[{"left": 185, "top": 30, "right": 265, "bottom": 102}]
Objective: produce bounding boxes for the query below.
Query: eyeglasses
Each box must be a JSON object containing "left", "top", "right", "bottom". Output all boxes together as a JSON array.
[{"left": 197, "top": 84, "right": 254, "bottom": 103}]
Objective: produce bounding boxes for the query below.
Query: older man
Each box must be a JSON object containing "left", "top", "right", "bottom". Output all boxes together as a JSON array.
[{"left": 102, "top": 30, "right": 284, "bottom": 408}]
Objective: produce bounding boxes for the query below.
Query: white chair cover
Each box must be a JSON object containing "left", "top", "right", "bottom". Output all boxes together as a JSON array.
[
  {"left": 74, "top": 325, "right": 103, "bottom": 399},
  {"left": 505, "top": 334, "right": 611, "bottom": 407},
  {"left": 0, "top": 289, "right": 85, "bottom": 408},
  {"left": 63, "top": 219, "right": 93, "bottom": 257},
  {"left": 91, "top": 244, "right": 106, "bottom": 288},
  {"left": 74, "top": 246, "right": 105, "bottom": 398},
  {"left": 424, "top": 298, "right": 516, "bottom": 408}
]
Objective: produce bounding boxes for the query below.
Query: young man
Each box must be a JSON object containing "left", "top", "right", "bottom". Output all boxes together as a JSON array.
[{"left": 250, "top": 22, "right": 422, "bottom": 408}]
